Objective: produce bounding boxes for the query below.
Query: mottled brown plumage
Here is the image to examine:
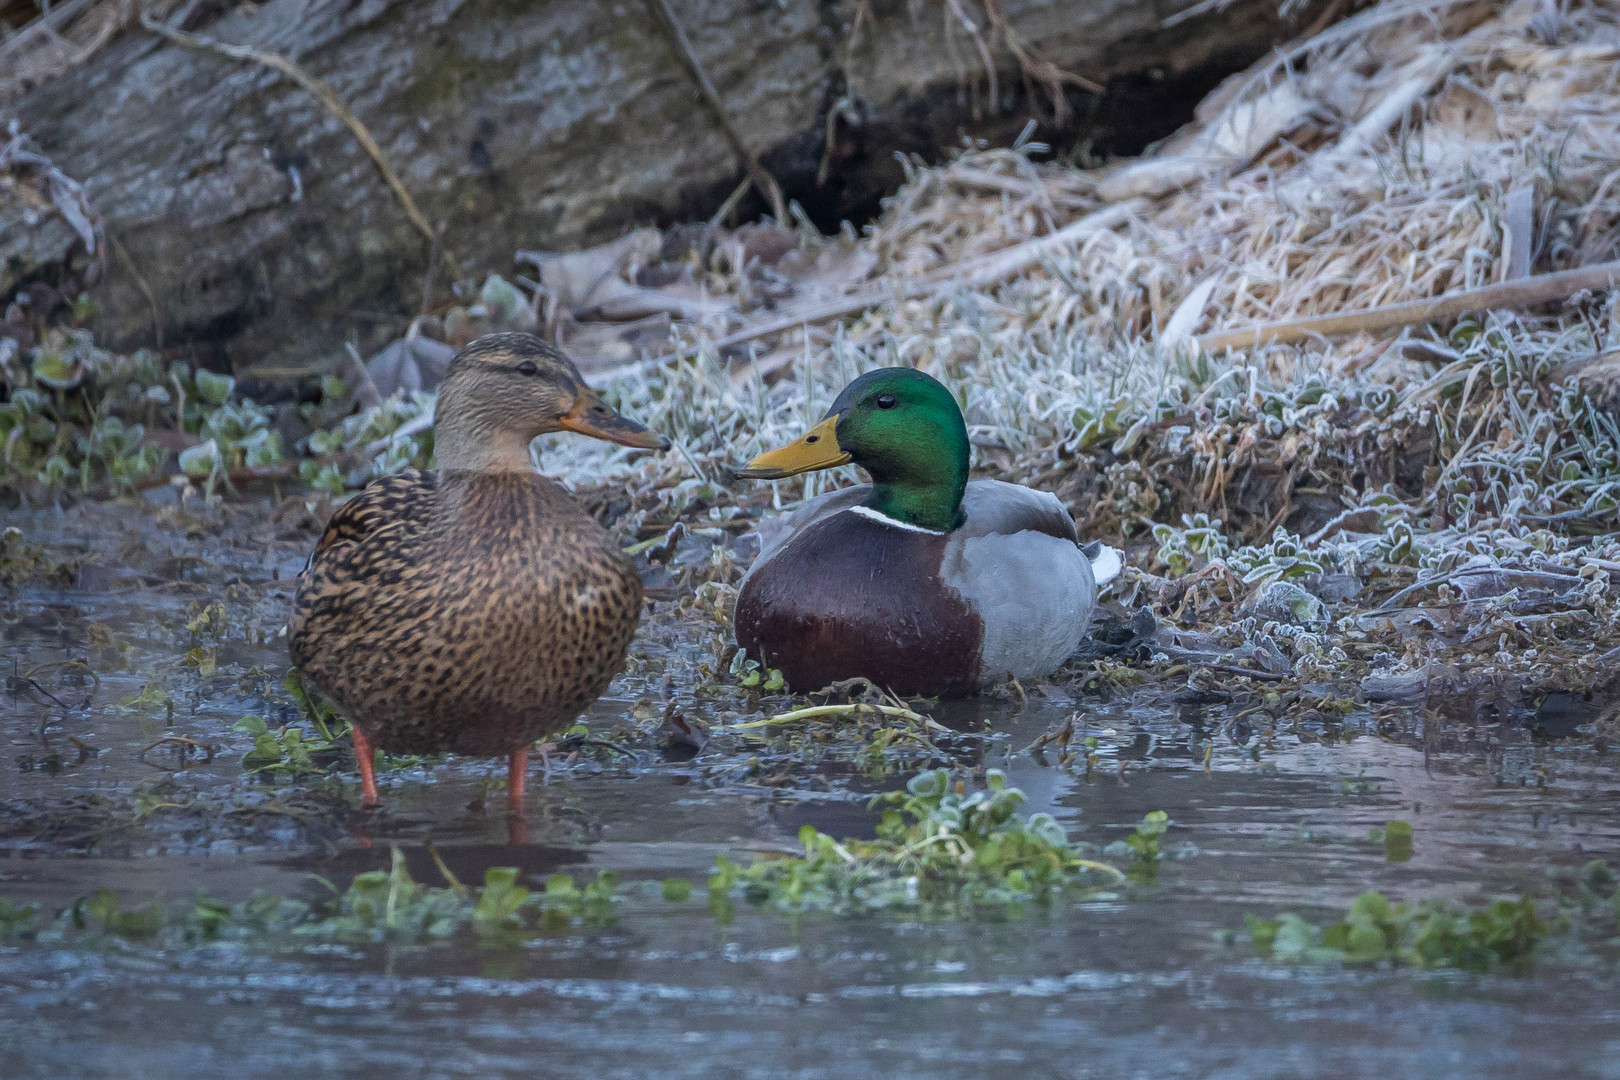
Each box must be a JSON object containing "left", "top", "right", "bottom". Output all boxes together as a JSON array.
[
  {"left": 1555, "top": 349, "right": 1620, "bottom": 420},
  {"left": 288, "top": 333, "right": 668, "bottom": 809}
]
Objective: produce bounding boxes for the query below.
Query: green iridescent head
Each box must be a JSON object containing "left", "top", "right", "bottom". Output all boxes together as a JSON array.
[{"left": 736, "top": 367, "right": 969, "bottom": 533}]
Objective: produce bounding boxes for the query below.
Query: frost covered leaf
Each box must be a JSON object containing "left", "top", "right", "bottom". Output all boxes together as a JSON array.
[
  {"left": 193, "top": 370, "right": 235, "bottom": 406},
  {"left": 31, "top": 350, "right": 85, "bottom": 390},
  {"left": 178, "top": 439, "right": 221, "bottom": 477}
]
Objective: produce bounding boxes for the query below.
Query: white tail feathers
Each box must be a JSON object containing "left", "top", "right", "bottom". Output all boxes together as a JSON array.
[{"left": 1088, "top": 544, "right": 1123, "bottom": 588}]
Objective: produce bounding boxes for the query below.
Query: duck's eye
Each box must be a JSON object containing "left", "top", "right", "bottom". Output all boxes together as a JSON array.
[
  {"left": 515, "top": 361, "right": 539, "bottom": 377},
  {"left": 875, "top": 393, "right": 898, "bottom": 409}
]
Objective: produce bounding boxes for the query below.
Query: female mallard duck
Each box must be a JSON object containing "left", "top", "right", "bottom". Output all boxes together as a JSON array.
[
  {"left": 289, "top": 333, "right": 668, "bottom": 810},
  {"left": 734, "top": 367, "right": 1120, "bottom": 698}
]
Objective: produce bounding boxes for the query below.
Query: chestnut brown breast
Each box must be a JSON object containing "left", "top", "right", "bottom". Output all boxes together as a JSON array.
[{"left": 735, "top": 509, "right": 983, "bottom": 697}]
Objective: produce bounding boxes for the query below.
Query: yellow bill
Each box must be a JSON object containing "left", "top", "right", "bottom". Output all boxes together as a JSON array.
[{"left": 734, "top": 415, "right": 850, "bottom": 479}]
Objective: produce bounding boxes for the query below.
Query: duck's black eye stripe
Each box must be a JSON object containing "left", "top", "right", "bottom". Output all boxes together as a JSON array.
[
  {"left": 876, "top": 394, "right": 897, "bottom": 409},
  {"left": 516, "top": 361, "right": 539, "bottom": 376}
]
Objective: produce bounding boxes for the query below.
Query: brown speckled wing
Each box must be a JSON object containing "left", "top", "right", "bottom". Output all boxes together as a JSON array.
[
  {"left": 309, "top": 470, "right": 438, "bottom": 564},
  {"left": 290, "top": 471, "right": 439, "bottom": 675}
]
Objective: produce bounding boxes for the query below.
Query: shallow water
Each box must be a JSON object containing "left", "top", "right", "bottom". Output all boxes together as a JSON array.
[{"left": 3, "top": 500, "right": 1619, "bottom": 1079}]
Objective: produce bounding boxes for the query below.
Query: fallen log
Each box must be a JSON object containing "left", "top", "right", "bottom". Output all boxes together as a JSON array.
[{"left": 3, "top": 0, "right": 1323, "bottom": 370}]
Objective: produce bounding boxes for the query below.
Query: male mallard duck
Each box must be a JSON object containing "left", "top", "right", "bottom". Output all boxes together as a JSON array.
[
  {"left": 289, "top": 333, "right": 668, "bottom": 810},
  {"left": 733, "top": 367, "right": 1120, "bottom": 698}
]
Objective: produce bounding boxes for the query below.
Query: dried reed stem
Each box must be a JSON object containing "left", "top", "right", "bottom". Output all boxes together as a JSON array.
[{"left": 1197, "top": 261, "right": 1620, "bottom": 351}]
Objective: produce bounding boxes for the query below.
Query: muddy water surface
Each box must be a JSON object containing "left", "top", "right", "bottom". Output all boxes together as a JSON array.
[{"left": 3, "top": 500, "right": 1618, "bottom": 1079}]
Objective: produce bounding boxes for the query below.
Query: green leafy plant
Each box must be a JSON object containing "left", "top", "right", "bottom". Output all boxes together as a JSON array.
[
  {"left": 282, "top": 669, "right": 350, "bottom": 743},
  {"left": 472, "top": 867, "right": 530, "bottom": 934},
  {"left": 1227, "top": 530, "right": 1327, "bottom": 587},
  {"left": 234, "top": 715, "right": 341, "bottom": 775},
  {"left": 233, "top": 675, "right": 354, "bottom": 775},
  {"left": 1125, "top": 811, "right": 1170, "bottom": 861},
  {"left": 0, "top": 850, "right": 626, "bottom": 951},
  {"left": 183, "top": 646, "right": 217, "bottom": 679},
  {"left": 536, "top": 870, "right": 622, "bottom": 930},
  {"left": 706, "top": 769, "right": 1128, "bottom": 917},
  {"left": 294, "top": 854, "right": 620, "bottom": 942},
  {"left": 1071, "top": 394, "right": 1133, "bottom": 451},
  {"left": 0, "top": 898, "right": 39, "bottom": 938},
  {"left": 117, "top": 678, "right": 172, "bottom": 719},
  {"left": 0, "top": 321, "right": 436, "bottom": 498},
  {"left": 728, "top": 648, "right": 785, "bottom": 691},
  {"left": 1243, "top": 890, "right": 1546, "bottom": 971},
  {"left": 182, "top": 893, "right": 312, "bottom": 943},
  {"left": 1122, "top": 811, "right": 1171, "bottom": 882},
  {"left": 75, "top": 889, "right": 163, "bottom": 939},
  {"left": 298, "top": 847, "right": 467, "bottom": 942},
  {"left": 1369, "top": 820, "right": 1414, "bottom": 862},
  {"left": 300, "top": 390, "right": 436, "bottom": 493},
  {"left": 1151, "top": 513, "right": 1231, "bottom": 576}
]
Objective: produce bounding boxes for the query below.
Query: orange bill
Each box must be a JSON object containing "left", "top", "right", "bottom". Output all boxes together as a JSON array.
[{"left": 558, "top": 389, "right": 671, "bottom": 450}]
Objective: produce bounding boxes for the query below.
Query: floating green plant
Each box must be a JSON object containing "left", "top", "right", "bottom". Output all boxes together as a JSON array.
[
  {"left": 234, "top": 715, "right": 341, "bottom": 776},
  {"left": 292, "top": 856, "right": 623, "bottom": 942},
  {"left": 728, "top": 648, "right": 785, "bottom": 691},
  {"left": 233, "top": 673, "right": 356, "bottom": 776},
  {"left": 705, "top": 769, "right": 1128, "bottom": 918},
  {"left": 1125, "top": 810, "right": 1170, "bottom": 861},
  {"left": 0, "top": 898, "right": 39, "bottom": 937},
  {"left": 1099, "top": 811, "right": 1177, "bottom": 884},
  {"left": 0, "top": 847, "right": 624, "bottom": 949},
  {"left": 75, "top": 888, "right": 164, "bottom": 939},
  {"left": 1369, "top": 820, "right": 1414, "bottom": 862},
  {"left": 1242, "top": 891, "right": 1546, "bottom": 971}
]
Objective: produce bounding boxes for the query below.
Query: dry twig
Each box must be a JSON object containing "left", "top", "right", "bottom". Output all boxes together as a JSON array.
[
  {"left": 641, "top": 0, "right": 789, "bottom": 226},
  {"left": 1196, "top": 260, "right": 1620, "bottom": 351},
  {"left": 979, "top": 0, "right": 1103, "bottom": 110}
]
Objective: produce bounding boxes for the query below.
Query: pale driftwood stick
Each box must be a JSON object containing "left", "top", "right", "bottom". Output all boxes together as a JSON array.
[
  {"left": 642, "top": 0, "right": 789, "bottom": 227},
  {"left": 1197, "top": 260, "right": 1620, "bottom": 351},
  {"left": 1307, "top": 57, "right": 1447, "bottom": 173},
  {"left": 932, "top": 198, "right": 1145, "bottom": 291},
  {"left": 1501, "top": 184, "right": 1536, "bottom": 282},
  {"left": 634, "top": 198, "right": 1146, "bottom": 375},
  {"left": 139, "top": 14, "right": 459, "bottom": 278}
]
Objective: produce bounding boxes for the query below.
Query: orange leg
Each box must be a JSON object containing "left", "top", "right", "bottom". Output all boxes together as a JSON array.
[
  {"left": 352, "top": 726, "right": 380, "bottom": 807},
  {"left": 507, "top": 747, "right": 529, "bottom": 815}
]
